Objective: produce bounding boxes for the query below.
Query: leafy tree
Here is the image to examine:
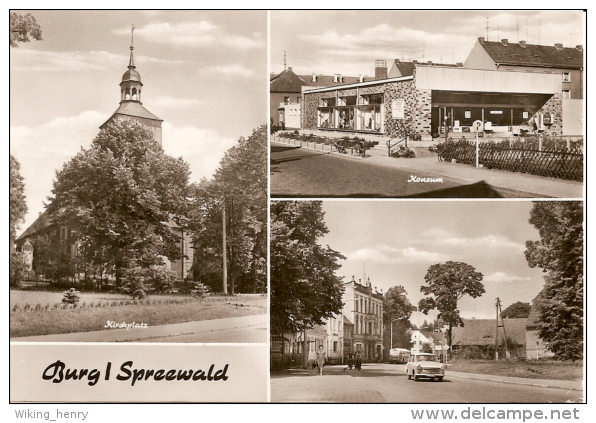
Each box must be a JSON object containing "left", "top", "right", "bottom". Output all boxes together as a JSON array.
[
  {"left": 10, "top": 155, "right": 27, "bottom": 246},
  {"left": 501, "top": 301, "right": 531, "bottom": 319},
  {"left": 418, "top": 261, "right": 485, "bottom": 351},
  {"left": 189, "top": 125, "right": 267, "bottom": 294},
  {"left": 46, "top": 118, "right": 191, "bottom": 287},
  {"left": 10, "top": 155, "right": 28, "bottom": 287},
  {"left": 270, "top": 201, "right": 345, "bottom": 367},
  {"left": 525, "top": 201, "right": 583, "bottom": 361},
  {"left": 383, "top": 285, "right": 416, "bottom": 352},
  {"left": 10, "top": 12, "right": 42, "bottom": 47}
]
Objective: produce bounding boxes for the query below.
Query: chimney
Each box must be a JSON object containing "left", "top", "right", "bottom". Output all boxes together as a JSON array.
[
  {"left": 501, "top": 38, "right": 508, "bottom": 46},
  {"left": 478, "top": 37, "right": 485, "bottom": 44},
  {"left": 375, "top": 59, "right": 387, "bottom": 80},
  {"left": 456, "top": 62, "right": 463, "bottom": 67},
  {"left": 555, "top": 43, "right": 564, "bottom": 50},
  {"left": 412, "top": 60, "right": 418, "bottom": 65},
  {"left": 287, "top": 67, "right": 292, "bottom": 72},
  {"left": 333, "top": 74, "right": 339, "bottom": 83},
  {"left": 576, "top": 45, "right": 583, "bottom": 51},
  {"left": 359, "top": 74, "right": 364, "bottom": 83},
  {"left": 519, "top": 40, "right": 527, "bottom": 48},
  {"left": 427, "top": 60, "right": 433, "bottom": 65},
  {"left": 312, "top": 73, "right": 317, "bottom": 82}
]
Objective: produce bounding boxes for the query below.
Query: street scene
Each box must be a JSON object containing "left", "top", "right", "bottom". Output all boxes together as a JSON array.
[
  {"left": 271, "top": 363, "right": 582, "bottom": 403},
  {"left": 10, "top": 11, "right": 268, "bottom": 345},
  {"left": 270, "top": 201, "right": 583, "bottom": 403},
  {"left": 270, "top": 11, "right": 584, "bottom": 198}
]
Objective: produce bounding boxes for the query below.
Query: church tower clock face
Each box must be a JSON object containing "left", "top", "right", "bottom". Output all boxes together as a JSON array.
[{"left": 100, "top": 25, "right": 163, "bottom": 147}]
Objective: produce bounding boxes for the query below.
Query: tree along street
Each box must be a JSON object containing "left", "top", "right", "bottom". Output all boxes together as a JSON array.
[{"left": 270, "top": 363, "right": 582, "bottom": 403}]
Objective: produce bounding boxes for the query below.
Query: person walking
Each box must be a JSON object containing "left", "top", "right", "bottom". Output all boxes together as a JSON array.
[{"left": 315, "top": 345, "right": 326, "bottom": 375}]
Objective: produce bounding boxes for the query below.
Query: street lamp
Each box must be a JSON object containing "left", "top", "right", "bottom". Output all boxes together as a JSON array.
[{"left": 390, "top": 316, "right": 408, "bottom": 349}]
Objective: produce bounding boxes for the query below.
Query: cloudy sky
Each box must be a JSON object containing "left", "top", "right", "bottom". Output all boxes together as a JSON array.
[
  {"left": 271, "top": 10, "right": 585, "bottom": 76},
  {"left": 10, "top": 10, "right": 266, "bottom": 233},
  {"left": 319, "top": 201, "right": 549, "bottom": 327}
]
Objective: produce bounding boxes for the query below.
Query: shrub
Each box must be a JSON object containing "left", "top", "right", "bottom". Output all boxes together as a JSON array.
[
  {"left": 391, "top": 146, "right": 416, "bottom": 158},
  {"left": 62, "top": 288, "right": 81, "bottom": 304},
  {"left": 190, "top": 282, "right": 211, "bottom": 299}
]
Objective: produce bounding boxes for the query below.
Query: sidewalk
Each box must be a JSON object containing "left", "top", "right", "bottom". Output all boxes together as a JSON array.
[
  {"left": 272, "top": 141, "right": 583, "bottom": 198},
  {"left": 10, "top": 313, "right": 268, "bottom": 343},
  {"left": 447, "top": 370, "right": 583, "bottom": 392}
]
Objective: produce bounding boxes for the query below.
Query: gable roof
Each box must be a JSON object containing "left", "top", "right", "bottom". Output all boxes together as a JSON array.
[
  {"left": 451, "top": 318, "right": 527, "bottom": 346},
  {"left": 15, "top": 211, "right": 55, "bottom": 242},
  {"left": 478, "top": 40, "right": 583, "bottom": 70},
  {"left": 270, "top": 67, "right": 365, "bottom": 93},
  {"left": 101, "top": 102, "right": 163, "bottom": 129},
  {"left": 270, "top": 68, "right": 309, "bottom": 93}
]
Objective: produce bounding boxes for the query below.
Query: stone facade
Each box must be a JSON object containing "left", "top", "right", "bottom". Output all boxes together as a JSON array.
[{"left": 537, "top": 94, "right": 563, "bottom": 137}]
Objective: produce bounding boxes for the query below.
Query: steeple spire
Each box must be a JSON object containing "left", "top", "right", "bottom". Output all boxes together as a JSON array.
[{"left": 129, "top": 24, "right": 136, "bottom": 68}]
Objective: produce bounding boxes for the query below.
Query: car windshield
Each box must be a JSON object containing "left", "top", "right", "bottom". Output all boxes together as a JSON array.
[{"left": 416, "top": 355, "right": 436, "bottom": 362}]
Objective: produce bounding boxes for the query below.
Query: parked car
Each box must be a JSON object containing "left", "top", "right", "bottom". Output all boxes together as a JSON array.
[
  {"left": 405, "top": 353, "right": 445, "bottom": 382},
  {"left": 389, "top": 348, "right": 411, "bottom": 364}
]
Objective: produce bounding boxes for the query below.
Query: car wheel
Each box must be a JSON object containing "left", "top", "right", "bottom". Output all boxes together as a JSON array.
[
  {"left": 437, "top": 377, "right": 443, "bottom": 382},
  {"left": 431, "top": 378, "right": 435, "bottom": 382},
  {"left": 407, "top": 372, "right": 411, "bottom": 380},
  {"left": 413, "top": 373, "right": 419, "bottom": 382}
]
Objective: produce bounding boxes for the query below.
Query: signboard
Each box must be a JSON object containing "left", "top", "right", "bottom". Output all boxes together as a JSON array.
[
  {"left": 465, "top": 111, "right": 471, "bottom": 119},
  {"left": 391, "top": 99, "right": 405, "bottom": 119}
]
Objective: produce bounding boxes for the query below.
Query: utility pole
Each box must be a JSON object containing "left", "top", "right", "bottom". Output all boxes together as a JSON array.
[
  {"left": 222, "top": 202, "right": 228, "bottom": 294},
  {"left": 495, "top": 297, "right": 509, "bottom": 360}
]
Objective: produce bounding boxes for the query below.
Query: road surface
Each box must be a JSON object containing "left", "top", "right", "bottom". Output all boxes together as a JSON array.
[
  {"left": 271, "top": 145, "right": 537, "bottom": 198},
  {"left": 270, "top": 363, "right": 583, "bottom": 403}
]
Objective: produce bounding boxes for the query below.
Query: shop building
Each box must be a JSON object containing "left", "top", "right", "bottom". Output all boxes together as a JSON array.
[
  {"left": 270, "top": 66, "right": 372, "bottom": 128},
  {"left": 303, "top": 62, "right": 568, "bottom": 140}
]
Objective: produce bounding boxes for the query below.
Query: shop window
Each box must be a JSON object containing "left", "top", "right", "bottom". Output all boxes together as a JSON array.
[{"left": 562, "top": 72, "right": 571, "bottom": 82}]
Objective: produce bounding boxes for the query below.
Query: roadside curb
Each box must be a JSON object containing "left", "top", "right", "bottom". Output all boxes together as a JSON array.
[{"left": 447, "top": 373, "right": 583, "bottom": 392}]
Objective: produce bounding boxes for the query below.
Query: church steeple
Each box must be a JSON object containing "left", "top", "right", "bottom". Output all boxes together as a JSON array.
[
  {"left": 120, "top": 24, "right": 142, "bottom": 104},
  {"left": 101, "top": 24, "right": 163, "bottom": 147}
]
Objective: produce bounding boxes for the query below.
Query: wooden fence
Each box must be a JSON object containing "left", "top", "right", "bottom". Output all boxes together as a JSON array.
[{"left": 437, "top": 140, "right": 583, "bottom": 182}]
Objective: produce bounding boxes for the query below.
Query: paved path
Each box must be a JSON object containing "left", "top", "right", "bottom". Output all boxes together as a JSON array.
[
  {"left": 271, "top": 142, "right": 583, "bottom": 198},
  {"left": 10, "top": 314, "right": 268, "bottom": 343},
  {"left": 270, "top": 363, "right": 583, "bottom": 403}
]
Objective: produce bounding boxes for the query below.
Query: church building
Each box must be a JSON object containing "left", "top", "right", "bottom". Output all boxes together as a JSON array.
[{"left": 16, "top": 34, "right": 193, "bottom": 282}]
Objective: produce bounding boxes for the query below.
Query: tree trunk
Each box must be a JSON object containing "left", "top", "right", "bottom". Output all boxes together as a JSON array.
[{"left": 302, "top": 327, "right": 308, "bottom": 369}]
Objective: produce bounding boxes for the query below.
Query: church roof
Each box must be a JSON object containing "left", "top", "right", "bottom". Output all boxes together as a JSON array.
[{"left": 101, "top": 102, "right": 163, "bottom": 128}]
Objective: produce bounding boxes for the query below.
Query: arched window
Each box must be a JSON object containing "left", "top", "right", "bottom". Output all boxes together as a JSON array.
[{"left": 132, "top": 88, "right": 138, "bottom": 100}]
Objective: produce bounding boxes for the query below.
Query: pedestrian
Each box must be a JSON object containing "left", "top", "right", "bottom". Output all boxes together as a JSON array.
[
  {"left": 355, "top": 351, "right": 362, "bottom": 371},
  {"left": 315, "top": 345, "right": 326, "bottom": 375}
]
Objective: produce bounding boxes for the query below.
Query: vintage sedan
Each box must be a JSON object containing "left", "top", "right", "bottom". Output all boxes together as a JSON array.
[{"left": 405, "top": 353, "right": 445, "bottom": 382}]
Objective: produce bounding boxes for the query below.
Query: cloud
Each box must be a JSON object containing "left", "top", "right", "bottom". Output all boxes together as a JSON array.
[
  {"left": 9, "top": 48, "right": 178, "bottom": 73},
  {"left": 10, "top": 111, "right": 107, "bottom": 232},
  {"left": 442, "top": 235, "right": 525, "bottom": 253},
  {"left": 123, "top": 21, "right": 264, "bottom": 50},
  {"left": 161, "top": 123, "right": 237, "bottom": 182},
  {"left": 346, "top": 244, "right": 450, "bottom": 265},
  {"left": 484, "top": 272, "right": 532, "bottom": 284},
  {"left": 201, "top": 64, "right": 255, "bottom": 77},
  {"left": 151, "top": 96, "right": 205, "bottom": 110}
]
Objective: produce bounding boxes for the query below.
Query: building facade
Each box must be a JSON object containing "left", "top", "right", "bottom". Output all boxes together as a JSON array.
[
  {"left": 343, "top": 276, "right": 384, "bottom": 362},
  {"left": 302, "top": 63, "right": 567, "bottom": 140}
]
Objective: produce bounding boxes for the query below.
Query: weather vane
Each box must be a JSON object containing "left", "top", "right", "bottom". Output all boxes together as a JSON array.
[{"left": 131, "top": 24, "right": 135, "bottom": 49}]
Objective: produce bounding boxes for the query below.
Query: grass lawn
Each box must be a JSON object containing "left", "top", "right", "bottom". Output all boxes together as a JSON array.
[
  {"left": 447, "top": 359, "right": 583, "bottom": 381},
  {"left": 10, "top": 290, "right": 266, "bottom": 338},
  {"left": 10, "top": 289, "right": 182, "bottom": 309}
]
